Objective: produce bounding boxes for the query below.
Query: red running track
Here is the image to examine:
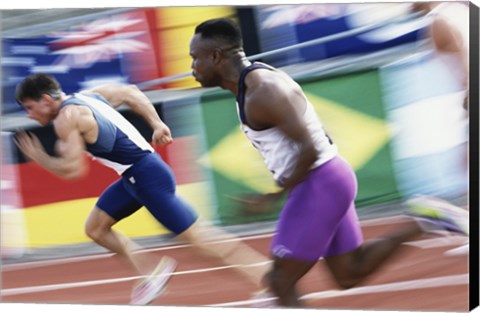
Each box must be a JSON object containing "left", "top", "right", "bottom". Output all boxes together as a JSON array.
[{"left": 1, "top": 216, "right": 470, "bottom": 311}]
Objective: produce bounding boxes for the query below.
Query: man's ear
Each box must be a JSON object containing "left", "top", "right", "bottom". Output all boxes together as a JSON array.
[
  {"left": 41, "top": 93, "right": 52, "bottom": 101},
  {"left": 41, "top": 94, "right": 55, "bottom": 107},
  {"left": 212, "top": 47, "right": 223, "bottom": 65}
]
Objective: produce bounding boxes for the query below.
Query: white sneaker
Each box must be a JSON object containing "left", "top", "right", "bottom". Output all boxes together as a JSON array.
[
  {"left": 406, "top": 196, "right": 469, "bottom": 235},
  {"left": 130, "top": 256, "right": 177, "bottom": 305}
]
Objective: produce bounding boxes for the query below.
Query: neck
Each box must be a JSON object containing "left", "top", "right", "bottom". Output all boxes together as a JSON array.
[
  {"left": 51, "top": 93, "right": 68, "bottom": 118},
  {"left": 220, "top": 53, "right": 251, "bottom": 96}
]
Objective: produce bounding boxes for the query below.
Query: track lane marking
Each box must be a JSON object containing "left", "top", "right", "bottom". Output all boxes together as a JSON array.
[
  {"left": 1, "top": 233, "right": 273, "bottom": 272},
  {"left": 3, "top": 232, "right": 466, "bottom": 272},
  {"left": 208, "top": 273, "right": 469, "bottom": 307},
  {"left": 0, "top": 261, "right": 272, "bottom": 297},
  {"left": 0, "top": 214, "right": 451, "bottom": 271}
]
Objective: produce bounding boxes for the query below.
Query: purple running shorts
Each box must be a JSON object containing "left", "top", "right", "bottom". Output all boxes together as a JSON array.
[{"left": 271, "top": 156, "right": 364, "bottom": 262}]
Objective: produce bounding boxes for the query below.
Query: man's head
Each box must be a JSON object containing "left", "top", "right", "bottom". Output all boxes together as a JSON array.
[
  {"left": 16, "top": 73, "right": 63, "bottom": 125},
  {"left": 410, "top": 2, "right": 437, "bottom": 14},
  {"left": 194, "top": 18, "right": 243, "bottom": 48},
  {"left": 189, "top": 18, "right": 243, "bottom": 87}
]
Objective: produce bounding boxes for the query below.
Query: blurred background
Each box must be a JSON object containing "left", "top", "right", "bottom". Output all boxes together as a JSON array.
[{"left": 0, "top": 3, "right": 471, "bottom": 260}]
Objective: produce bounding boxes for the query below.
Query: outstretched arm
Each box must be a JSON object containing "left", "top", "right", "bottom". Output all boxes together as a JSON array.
[{"left": 83, "top": 84, "right": 172, "bottom": 146}]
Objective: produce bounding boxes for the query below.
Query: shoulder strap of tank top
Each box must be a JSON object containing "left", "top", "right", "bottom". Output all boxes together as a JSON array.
[
  {"left": 58, "top": 94, "right": 78, "bottom": 111},
  {"left": 60, "top": 93, "right": 111, "bottom": 110},
  {"left": 236, "top": 62, "right": 274, "bottom": 126}
]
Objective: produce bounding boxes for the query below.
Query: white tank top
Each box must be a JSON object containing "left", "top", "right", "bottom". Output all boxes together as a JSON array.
[{"left": 236, "top": 63, "right": 338, "bottom": 186}]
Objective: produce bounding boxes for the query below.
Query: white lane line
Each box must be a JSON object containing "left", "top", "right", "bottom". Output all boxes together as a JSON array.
[
  {"left": 302, "top": 273, "right": 469, "bottom": 299},
  {"left": 2, "top": 215, "right": 468, "bottom": 272},
  {"left": 4, "top": 232, "right": 465, "bottom": 273},
  {"left": 404, "top": 235, "right": 469, "bottom": 249},
  {"left": 444, "top": 243, "right": 469, "bottom": 256},
  {"left": 360, "top": 215, "right": 408, "bottom": 226},
  {"left": 0, "top": 261, "right": 272, "bottom": 297},
  {"left": 4, "top": 216, "right": 405, "bottom": 271},
  {"left": 1, "top": 253, "right": 118, "bottom": 271},
  {"left": 209, "top": 273, "right": 469, "bottom": 307},
  {"left": 0, "top": 276, "right": 139, "bottom": 297},
  {"left": 1, "top": 233, "right": 274, "bottom": 272}
]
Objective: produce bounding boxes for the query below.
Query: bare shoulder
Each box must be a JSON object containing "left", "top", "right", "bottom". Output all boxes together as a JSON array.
[
  {"left": 57, "top": 104, "right": 82, "bottom": 121},
  {"left": 54, "top": 104, "right": 91, "bottom": 139},
  {"left": 245, "top": 69, "right": 293, "bottom": 104},
  {"left": 243, "top": 69, "right": 303, "bottom": 128}
]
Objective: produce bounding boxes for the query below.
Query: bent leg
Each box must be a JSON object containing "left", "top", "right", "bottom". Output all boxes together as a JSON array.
[
  {"left": 324, "top": 216, "right": 422, "bottom": 289},
  {"left": 126, "top": 154, "right": 270, "bottom": 289},
  {"left": 85, "top": 207, "right": 146, "bottom": 275},
  {"left": 265, "top": 157, "right": 362, "bottom": 306},
  {"left": 266, "top": 257, "right": 316, "bottom": 307},
  {"left": 85, "top": 179, "right": 153, "bottom": 276}
]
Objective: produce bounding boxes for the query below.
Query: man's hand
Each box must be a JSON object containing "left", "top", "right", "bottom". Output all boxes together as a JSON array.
[
  {"left": 14, "top": 131, "right": 48, "bottom": 163},
  {"left": 14, "top": 129, "right": 88, "bottom": 180},
  {"left": 152, "top": 122, "right": 173, "bottom": 146},
  {"left": 226, "top": 190, "right": 285, "bottom": 215}
]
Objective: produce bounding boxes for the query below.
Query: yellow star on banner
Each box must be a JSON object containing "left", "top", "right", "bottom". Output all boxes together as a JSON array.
[{"left": 306, "top": 92, "right": 392, "bottom": 170}]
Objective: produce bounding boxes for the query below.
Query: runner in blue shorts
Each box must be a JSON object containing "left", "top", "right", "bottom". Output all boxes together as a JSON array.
[
  {"left": 189, "top": 18, "right": 467, "bottom": 307},
  {"left": 14, "top": 73, "right": 270, "bottom": 305}
]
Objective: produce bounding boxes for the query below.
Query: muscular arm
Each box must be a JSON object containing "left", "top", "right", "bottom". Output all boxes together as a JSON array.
[
  {"left": 246, "top": 74, "right": 318, "bottom": 190},
  {"left": 15, "top": 106, "right": 87, "bottom": 180},
  {"left": 83, "top": 84, "right": 172, "bottom": 145}
]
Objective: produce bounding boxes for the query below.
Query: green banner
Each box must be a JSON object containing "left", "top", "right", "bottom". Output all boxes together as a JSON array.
[{"left": 301, "top": 71, "right": 400, "bottom": 207}]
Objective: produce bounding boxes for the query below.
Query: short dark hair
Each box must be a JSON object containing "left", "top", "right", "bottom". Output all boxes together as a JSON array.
[
  {"left": 194, "top": 18, "right": 243, "bottom": 48},
  {"left": 16, "top": 73, "right": 62, "bottom": 105}
]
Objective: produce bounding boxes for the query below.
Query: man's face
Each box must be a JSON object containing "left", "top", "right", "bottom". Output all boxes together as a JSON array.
[
  {"left": 189, "top": 34, "right": 220, "bottom": 88},
  {"left": 21, "top": 95, "right": 55, "bottom": 126}
]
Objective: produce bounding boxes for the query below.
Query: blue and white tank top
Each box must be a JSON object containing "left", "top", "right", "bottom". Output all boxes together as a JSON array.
[
  {"left": 236, "top": 62, "right": 338, "bottom": 186},
  {"left": 60, "top": 93, "right": 154, "bottom": 175}
]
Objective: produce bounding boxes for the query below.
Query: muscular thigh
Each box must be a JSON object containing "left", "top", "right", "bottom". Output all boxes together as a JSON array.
[{"left": 123, "top": 153, "right": 198, "bottom": 234}]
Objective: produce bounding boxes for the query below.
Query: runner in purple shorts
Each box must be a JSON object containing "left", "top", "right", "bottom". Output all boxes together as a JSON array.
[{"left": 189, "top": 18, "right": 467, "bottom": 307}]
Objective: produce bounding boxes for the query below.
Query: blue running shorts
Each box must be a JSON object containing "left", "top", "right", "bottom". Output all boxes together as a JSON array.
[{"left": 96, "top": 152, "right": 198, "bottom": 234}]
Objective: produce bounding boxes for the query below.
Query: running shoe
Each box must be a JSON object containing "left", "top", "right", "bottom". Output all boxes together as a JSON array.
[
  {"left": 406, "top": 195, "right": 469, "bottom": 235},
  {"left": 130, "top": 256, "right": 177, "bottom": 305}
]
